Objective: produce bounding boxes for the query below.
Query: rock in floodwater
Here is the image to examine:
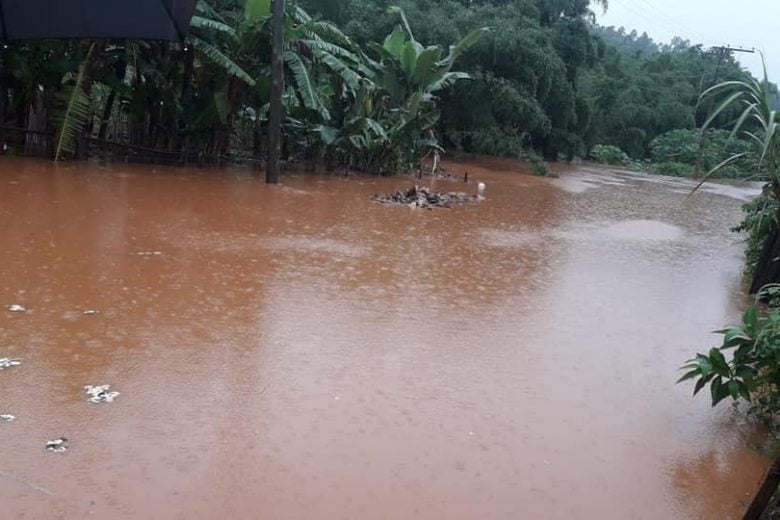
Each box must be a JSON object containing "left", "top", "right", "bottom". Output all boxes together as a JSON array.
[
  {"left": 45, "top": 438, "right": 68, "bottom": 453},
  {"left": 0, "top": 358, "right": 21, "bottom": 370},
  {"left": 84, "top": 385, "right": 120, "bottom": 403},
  {"left": 375, "top": 185, "right": 480, "bottom": 209},
  {"left": 0, "top": 414, "right": 15, "bottom": 422},
  {"left": 7, "top": 304, "right": 26, "bottom": 312}
]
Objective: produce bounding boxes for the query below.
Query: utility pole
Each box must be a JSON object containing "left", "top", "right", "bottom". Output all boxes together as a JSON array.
[
  {"left": 709, "top": 45, "right": 755, "bottom": 56},
  {"left": 707, "top": 45, "right": 755, "bottom": 85},
  {"left": 266, "top": 0, "right": 285, "bottom": 184}
]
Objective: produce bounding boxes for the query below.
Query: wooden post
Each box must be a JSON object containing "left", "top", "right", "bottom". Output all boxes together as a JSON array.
[
  {"left": 744, "top": 457, "right": 780, "bottom": 520},
  {"left": 266, "top": 0, "right": 285, "bottom": 184}
]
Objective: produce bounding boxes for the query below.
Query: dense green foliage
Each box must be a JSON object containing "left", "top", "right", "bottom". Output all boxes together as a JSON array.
[
  {"left": 734, "top": 193, "right": 779, "bottom": 277},
  {"left": 700, "top": 56, "right": 780, "bottom": 288},
  {"left": 588, "top": 144, "right": 630, "bottom": 166},
  {"left": 679, "top": 298, "right": 780, "bottom": 426},
  {"left": 647, "top": 129, "right": 760, "bottom": 178},
  {"left": 0, "top": 0, "right": 482, "bottom": 172},
  {"left": 302, "top": 0, "right": 752, "bottom": 163},
  {"left": 0, "top": 0, "right": 770, "bottom": 175},
  {"left": 680, "top": 57, "right": 780, "bottom": 427}
]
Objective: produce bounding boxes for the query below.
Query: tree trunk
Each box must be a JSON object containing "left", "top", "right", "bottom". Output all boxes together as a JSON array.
[
  {"left": 179, "top": 44, "right": 195, "bottom": 152},
  {"left": 743, "top": 456, "right": 780, "bottom": 519},
  {"left": 266, "top": 0, "right": 285, "bottom": 184},
  {"left": 253, "top": 104, "right": 262, "bottom": 158},
  {"left": 751, "top": 216, "right": 780, "bottom": 295},
  {"left": 98, "top": 89, "right": 116, "bottom": 141}
]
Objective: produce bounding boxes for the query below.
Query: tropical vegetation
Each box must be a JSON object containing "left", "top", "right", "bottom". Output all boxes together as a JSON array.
[
  {"left": 0, "top": 0, "right": 485, "bottom": 173},
  {"left": 0, "top": 0, "right": 774, "bottom": 177},
  {"left": 679, "top": 56, "right": 780, "bottom": 427},
  {"left": 679, "top": 291, "right": 780, "bottom": 427}
]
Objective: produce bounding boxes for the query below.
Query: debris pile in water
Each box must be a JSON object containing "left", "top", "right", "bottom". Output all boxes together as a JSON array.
[
  {"left": 375, "top": 185, "right": 479, "bottom": 209},
  {"left": 0, "top": 358, "right": 21, "bottom": 370},
  {"left": 85, "top": 385, "right": 120, "bottom": 403},
  {"left": 45, "top": 438, "right": 68, "bottom": 453}
]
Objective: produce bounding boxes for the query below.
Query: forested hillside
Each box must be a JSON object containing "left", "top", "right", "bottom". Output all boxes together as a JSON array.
[{"left": 302, "top": 0, "right": 751, "bottom": 161}]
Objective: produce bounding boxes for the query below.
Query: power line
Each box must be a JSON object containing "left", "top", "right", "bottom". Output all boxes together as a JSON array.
[
  {"left": 615, "top": 0, "right": 706, "bottom": 44},
  {"left": 629, "top": 0, "right": 707, "bottom": 42},
  {"left": 612, "top": 0, "right": 759, "bottom": 57}
]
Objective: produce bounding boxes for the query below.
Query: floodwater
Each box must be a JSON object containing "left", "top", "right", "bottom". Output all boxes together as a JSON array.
[{"left": 0, "top": 156, "right": 770, "bottom": 519}]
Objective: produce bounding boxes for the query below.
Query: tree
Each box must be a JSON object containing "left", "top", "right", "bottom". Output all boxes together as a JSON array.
[{"left": 268, "top": 0, "right": 285, "bottom": 183}]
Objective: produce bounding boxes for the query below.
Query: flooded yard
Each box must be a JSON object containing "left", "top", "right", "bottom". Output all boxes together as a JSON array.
[{"left": 0, "top": 156, "right": 770, "bottom": 518}]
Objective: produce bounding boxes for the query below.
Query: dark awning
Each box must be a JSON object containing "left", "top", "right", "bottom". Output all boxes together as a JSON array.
[{"left": 0, "top": 0, "right": 197, "bottom": 41}]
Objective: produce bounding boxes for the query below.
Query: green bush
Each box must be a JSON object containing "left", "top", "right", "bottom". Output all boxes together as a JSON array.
[
  {"left": 733, "top": 192, "right": 779, "bottom": 276},
  {"left": 527, "top": 151, "right": 559, "bottom": 178},
  {"left": 651, "top": 161, "right": 693, "bottom": 177},
  {"left": 678, "top": 299, "right": 780, "bottom": 426},
  {"left": 649, "top": 129, "right": 759, "bottom": 178},
  {"left": 448, "top": 127, "right": 527, "bottom": 158},
  {"left": 589, "top": 145, "right": 631, "bottom": 166}
]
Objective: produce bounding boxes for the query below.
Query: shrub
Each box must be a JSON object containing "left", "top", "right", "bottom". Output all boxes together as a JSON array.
[
  {"left": 527, "top": 151, "right": 558, "bottom": 178},
  {"left": 733, "top": 192, "right": 779, "bottom": 276},
  {"left": 447, "top": 127, "right": 527, "bottom": 158},
  {"left": 678, "top": 298, "right": 780, "bottom": 426},
  {"left": 589, "top": 144, "right": 631, "bottom": 166},
  {"left": 649, "top": 129, "right": 760, "bottom": 178},
  {"left": 651, "top": 161, "right": 693, "bottom": 177}
]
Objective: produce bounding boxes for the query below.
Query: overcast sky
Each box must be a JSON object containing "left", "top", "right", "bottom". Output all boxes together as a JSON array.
[{"left": 595, "top": 0, "right": 777, "bottom": 82}]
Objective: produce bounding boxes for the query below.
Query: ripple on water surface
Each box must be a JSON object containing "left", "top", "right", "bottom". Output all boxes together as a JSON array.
[
  {"left": 0, "top": 156, "right": 770, "bottom": 520},
  {"left": 599, "top": 219, "right": 684, "bottom": 242}
]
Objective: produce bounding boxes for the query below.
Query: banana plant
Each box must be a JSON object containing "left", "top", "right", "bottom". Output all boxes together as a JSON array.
[
  {"left": 304, "top": 7, "right": 487, "bottom": 173},
  {"left": 283, "top": 6, "right": 369, "bottom": 120},
  {"left": 366, "top": 7, "right": 488, "bottom": 168}
]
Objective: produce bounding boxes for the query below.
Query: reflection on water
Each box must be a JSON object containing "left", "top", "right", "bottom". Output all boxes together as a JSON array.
[{"left": 0, "top": 156, "right": 769, "bottom": 519}]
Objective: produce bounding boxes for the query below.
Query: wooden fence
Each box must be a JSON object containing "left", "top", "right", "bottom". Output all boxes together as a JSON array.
[{"left": 0, "top": 126, "right": 263, "bottom": 168}]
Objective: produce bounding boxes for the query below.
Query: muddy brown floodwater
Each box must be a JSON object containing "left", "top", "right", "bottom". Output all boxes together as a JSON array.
[{"left": 0, "top": 156, "right": 771, "bottom": 519}]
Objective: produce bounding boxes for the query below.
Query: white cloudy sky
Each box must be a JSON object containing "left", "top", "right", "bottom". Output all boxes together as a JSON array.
[{"left": 595, "top": 0, "right": 777, "bottom": 81}]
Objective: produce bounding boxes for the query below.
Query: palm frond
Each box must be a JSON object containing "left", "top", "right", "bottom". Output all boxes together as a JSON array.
[
  {"left": 700, "top": 80, "right": 754, "bottom": 100},
  {"left": 413, "top": 47, "right": 442, "bottom": 87},
  {"left": 365, "top": 118, "right": 388, "bottom": 140},
  {"left": 427, "top": 71, "right": 470, "bottom": 93},
  {"left": 309, "top": 21, "right": 356, "bottom": 50},
  {"left": 300, "top": 39, "right": 359, "bottom": 64},
  {"left": 702, "top": 91, "right": 743, "bottom": 130},
  {"left": 294, "top": 6, "right": 312, "bottom": 24},
  {"left": 195, "top": 0, "right": 227, "bottom": 22},
  {"left": 311, "top": 49, "right": 361, "bottom": 91},
  {"left": 440, "top": 27, "right": 489, "bottom": 69},
  {"left": 188, "top": 35, "right": 255, "bottom": 86},
  {"left": 381, "top": 27, "right": 406, "bottom": 61},
  {"left": 689, "top": 153, "right": 747, "bottom": 195},
  {"left": 758, "top": 111, "right": 779, "bottom": 167},
  {"left": 729, "top": 102, "right": 758, "bottom": 140},
  {"left": 54, "top": 43, "right": 96, "bottom": 161},
  {"left": 190, "top": 16, "right": 237, "bottom": 39},
  {"left": 387, "top": 6, "right": 416, "bottom": 44},
  {"left": 284, "top": 50, "right": 321, "bottom": 113}
]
